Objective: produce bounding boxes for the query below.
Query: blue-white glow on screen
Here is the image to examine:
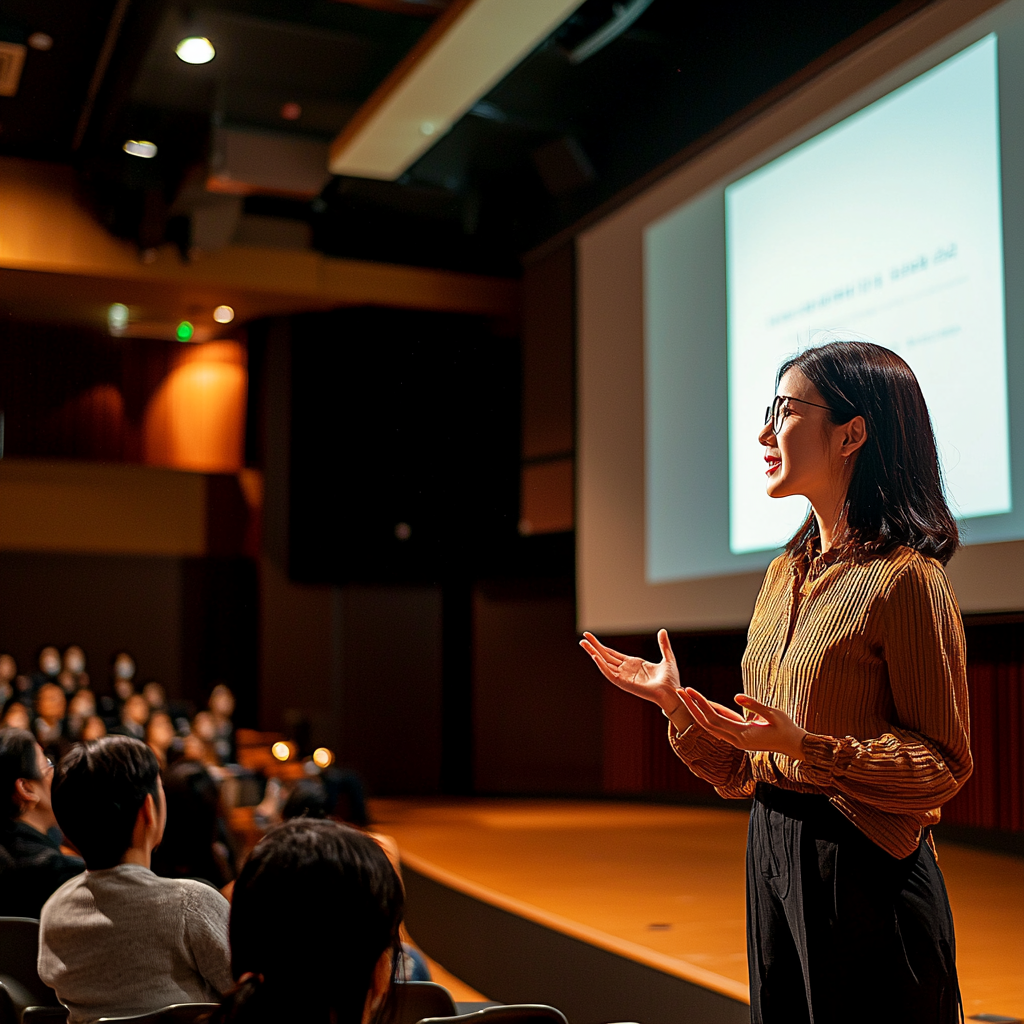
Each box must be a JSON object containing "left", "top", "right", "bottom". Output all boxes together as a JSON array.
[{"left": 725, "top": 34, "right": 1008, "bottom": 554}]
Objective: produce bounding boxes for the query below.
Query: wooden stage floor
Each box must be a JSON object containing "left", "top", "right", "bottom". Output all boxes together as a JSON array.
[{"left": 372, "top": 798, "right": 1024, "bottom": 1021}]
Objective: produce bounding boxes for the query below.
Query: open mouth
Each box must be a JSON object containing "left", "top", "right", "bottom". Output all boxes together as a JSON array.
[{"left": 765, "top": 456, "right": 781, "bottom": 477}]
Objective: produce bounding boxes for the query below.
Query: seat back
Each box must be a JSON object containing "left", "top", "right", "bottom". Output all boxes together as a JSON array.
[
  {"left": 418, "top": 1005, "right": 568, "bottom": 1024},
  {"left": 98, "top": 1002, "right": 220, "bottom": 1024},
  {"left": 0, "top": 918, "right": 58, "bottom": 1006},
  {"left": 393, "top": 982, "right": 458, "bottom": 1024}
]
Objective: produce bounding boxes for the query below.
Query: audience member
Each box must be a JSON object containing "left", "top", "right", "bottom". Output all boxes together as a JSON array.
[
  {"left": 63, "top": 646, "right": 86, "bottom": 679},
  {"left": 80, "top": 716, "right": 107, "bottom": 742},
  {"left": 0, "top": 728, "right": 84, "bottom": 916},
  {"left": 151, "top": 760, "right": 234, "bottom": 889},
  {"left": 141, "top": 681, "right": 167, "bottom": 712},
  {"left": 2, "top": 702, "right": 30, "bottom": 730},
  {"left": 212, "top": 819, "right": 403, "bottom": 1024},
  {"left": 207, "top": 685, "right": 236, "bottom": 764},
  {"left": 0, "top": 654, "right": 16, "bottom": 706},
  {"left": 35, "top": 682, "right": 72, "bottom": 761},
  {"left": 0, "top": 654, "right": 16, "bottom": 685},
  {"left": 67, "top": 690, "right": 97, "bottom": 742},
  {"left": 39, "top": 736, "right": 232, "bottom": 1023},
  {"left": 58, "top": 670, "right": 79, "bottom": 696},
  {"left": 145, "top": 711, "right": 178, "bottom": 769},
  {"left": 115, "top": 694, "right": 150, "bottom": 740},
  {"left": 102, "top": 653, "right": 136, "bottom": 721},
  {"left": 33, "top": 646, "right": 62, "bottom": 692}
]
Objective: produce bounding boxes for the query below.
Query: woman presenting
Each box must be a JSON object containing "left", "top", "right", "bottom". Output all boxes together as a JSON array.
[{"left": 581, "top": 340, "right": 971, "bottom": 1024}]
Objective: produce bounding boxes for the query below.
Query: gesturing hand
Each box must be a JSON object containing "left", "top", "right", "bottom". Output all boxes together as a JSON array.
[
  {"left": 679, "top": 689, "right": 807, "bottom": 761},
  {"left": 579, "top": 630, "right": 682, "bottom": 713}
]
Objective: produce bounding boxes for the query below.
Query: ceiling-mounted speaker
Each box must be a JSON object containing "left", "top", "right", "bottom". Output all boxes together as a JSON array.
[
  {"left": 286, "top": 307, "right": 520, "bottom": 585},
  {"left": 207, "top": 128, "right": 332, "bottom": 199}
]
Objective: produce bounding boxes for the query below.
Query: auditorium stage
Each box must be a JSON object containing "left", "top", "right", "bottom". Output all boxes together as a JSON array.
[{"left": 371, "top": 799, "right": 1024, "bottom": 1024}]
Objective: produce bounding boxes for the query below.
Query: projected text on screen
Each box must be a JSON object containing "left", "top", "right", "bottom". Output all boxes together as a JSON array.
[{"left": 725, "top": 34, "right": 1008, "bottom": 555}]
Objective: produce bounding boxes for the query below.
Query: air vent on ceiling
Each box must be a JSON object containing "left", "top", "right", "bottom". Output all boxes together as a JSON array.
[{"left": 0, "top": 41, "right": 27, "bottom": 98}]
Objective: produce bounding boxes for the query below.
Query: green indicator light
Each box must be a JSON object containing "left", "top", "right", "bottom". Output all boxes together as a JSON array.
[{"left": 176, "top": 321, "right": 194, "bottom": 342}]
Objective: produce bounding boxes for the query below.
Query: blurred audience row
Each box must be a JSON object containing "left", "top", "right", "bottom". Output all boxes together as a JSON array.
[
  {"left": 1, "top": 730, "right": 409, "bottom": 1024},
  {"left": 0, "top": 645, "right": 236, "bottom": 768}
]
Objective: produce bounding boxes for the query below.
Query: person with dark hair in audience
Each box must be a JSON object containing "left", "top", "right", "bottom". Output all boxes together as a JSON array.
[
  {"left": 0, "top": 727, "right": 84, "bottom": 916},
  {"left": 2, "top": 702, "right": 30, "bottom": 731},
  {"left": 35, "top": 682, "right": 72, "bottom": 762},
  {"left": 207, "top": 685, "right": 236, "bottom": 764},
  {"left": 67, "top": 690, "right": 98, "bottom": 743},
  {"left": 39, "top": 736, "right": 232, "bottom": 1023},
  {"left": 212, "top": 818, "right": 403, "bottom": 1024},
  {"left": 279, "top": 779, "right": 428, "bottom": 982},
  {"left": 33, "top": 647, "right": 62, "bottom": 693},
  {"left": 151, "top": 760, "right": 234, "bottom": 889},
  {"left": 113, "top": 693, "right": 150, "bottom": 740},
  {"left": 0, "top": 654, "right": 16, "bottom": 708},
  {"left": 145, "top": 711, "right": 178, "bottom": 769},
  {"left": 80, "top": 715, "right": 107, "bottom": 742}
]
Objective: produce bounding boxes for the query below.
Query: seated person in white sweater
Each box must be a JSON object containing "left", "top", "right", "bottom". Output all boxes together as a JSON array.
[{"left": 39, "top": 736, "right": 233, "bottom": 1024}]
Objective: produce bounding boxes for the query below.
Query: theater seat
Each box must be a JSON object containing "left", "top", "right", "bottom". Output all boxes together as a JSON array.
[
  {"left": 418, "top": 1004, "right": 568, "bottom": 1024},
  {"left": 98, "top": 1003, "right": 220, "bottom": 1024},
  {"left": 394, "top": 981, "right": 458, "bottom": 1024},
  {"left": 0, "top": 918, "right": 62, "bottom": 1024}
]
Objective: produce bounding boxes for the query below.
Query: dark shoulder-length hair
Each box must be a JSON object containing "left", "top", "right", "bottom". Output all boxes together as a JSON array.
[
  {"left": 215, "top": 818, "right": 404, "bottom": 1024},
  {"left": 779, "top": 339, "right": 959, "bottom": 565}
]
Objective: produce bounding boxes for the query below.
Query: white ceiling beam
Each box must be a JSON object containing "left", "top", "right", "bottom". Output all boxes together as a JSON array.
[{"left": 329, "top": 0, "right": 586, "bottom": 180}]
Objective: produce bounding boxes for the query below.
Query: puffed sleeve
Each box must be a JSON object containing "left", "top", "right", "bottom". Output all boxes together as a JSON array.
[{"left": 794, "top": 556, "right": 972, "bottom": 812}]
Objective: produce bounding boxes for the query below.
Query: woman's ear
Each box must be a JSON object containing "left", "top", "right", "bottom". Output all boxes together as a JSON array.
[
  {"left": 841, "top": 415, "right": 867, "bottom": 456},
  {"left": 13, "top": 776, "right": 35, "bottom": 812}
]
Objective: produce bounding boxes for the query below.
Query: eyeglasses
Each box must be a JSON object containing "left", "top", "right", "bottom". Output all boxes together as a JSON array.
[{"left": 764, "top": 394, "right": 833, "bottom": 435}]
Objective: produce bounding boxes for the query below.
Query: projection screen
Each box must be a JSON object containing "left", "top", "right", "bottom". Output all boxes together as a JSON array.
[{"left": 578, "top": 0, "right": 1024, "bottom": 633}]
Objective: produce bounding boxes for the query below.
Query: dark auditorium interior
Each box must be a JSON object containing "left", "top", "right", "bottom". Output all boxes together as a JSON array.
[{"left": 0, "top": 0, "right": 1022, "bottom": 1022}]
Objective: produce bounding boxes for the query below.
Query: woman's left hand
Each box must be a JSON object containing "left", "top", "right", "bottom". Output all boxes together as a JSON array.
[{"left": 679, "top": 689, "right": 807, "bottom": 761}]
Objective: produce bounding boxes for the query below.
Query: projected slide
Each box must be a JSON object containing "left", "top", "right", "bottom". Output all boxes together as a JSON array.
[{"left": 726, "top": 34, "right": 1009, "bottom": 555}]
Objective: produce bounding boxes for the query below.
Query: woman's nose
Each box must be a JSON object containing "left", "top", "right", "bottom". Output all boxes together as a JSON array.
[{"left": 758, "top": 421, "right": 775, "bottom": 447}]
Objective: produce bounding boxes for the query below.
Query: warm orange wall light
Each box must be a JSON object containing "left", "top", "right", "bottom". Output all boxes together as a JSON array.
[{"left": 143, "top": 341, "right": 247, "bottom": 473}]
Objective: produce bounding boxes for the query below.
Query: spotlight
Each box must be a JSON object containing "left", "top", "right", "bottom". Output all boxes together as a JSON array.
[
  {"left": 123, "top": 140, "right": 157, "bottom": 159},
  {"left": 108, "top": 303, "right": 129, "bottom": 333},
  {"left": 312, "top": 747, "right": 334, "bottom": 769},
  {"left": 175, "top": 36, "right": 215, "bottom": 65},
  {"left": 176, "top": 321, "right": 194, "bottom": 342},
  {"left": 271, "top": 741, "right": 291, "bottom": 762},
  {"left": 213, "top": 305, "right": 234, "bottom": 324},
  {"left": 280, "top": 102, "right": 301, "bottom": 121},
  {"left": 27, "top": 33, "right": 53, "bottom": 52},
  {"left": 419, "top": 121, "right": 437, "bottom": 137}
]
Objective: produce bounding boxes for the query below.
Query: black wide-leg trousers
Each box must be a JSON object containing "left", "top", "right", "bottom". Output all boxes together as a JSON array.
[{"left": 747, "top": 783, "right": 961, "bottom": 1024}]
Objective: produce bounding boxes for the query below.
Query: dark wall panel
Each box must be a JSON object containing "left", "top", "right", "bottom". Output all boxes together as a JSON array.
[
  {"left": 473, "top": 580, "right": 602, "bottom": 794},
  {"left": 340, "top": 586, "right": 443, "bottom": 796},
  {"left": 0, "top": 550, "right": 257, "bottom": 717},
  {"left": 0, "top": 551, "right": 182, "bottom": 697}
]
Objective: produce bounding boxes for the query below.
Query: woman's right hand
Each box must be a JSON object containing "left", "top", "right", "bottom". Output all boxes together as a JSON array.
[{"left": 580, "top": 629, "right": 683, "bottom": 714}]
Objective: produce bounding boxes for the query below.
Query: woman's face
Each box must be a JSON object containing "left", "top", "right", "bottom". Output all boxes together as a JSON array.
[
  {"left": 124, "top": 694, "right": 150, "bottom": 725},
  {"left": 209, "top": 685, "right": 234, "bottom": 718},
  {"left": 3, "top": 703, "right": 30, "bottom": 730},
  {"left": 82, "top": 715, "right": 107, "bottom": 741},
  {"left": 147, "top": 712, "right": 175, "bottom": 750},
  {"left": 37, "top": 684, "right": 66, "bottom": 720},
  {"left": 69, "top": 690, "right": 96, "bottom": 717},
  {"left": 758, "top": 368, "right": 842, "bottom": 503}
]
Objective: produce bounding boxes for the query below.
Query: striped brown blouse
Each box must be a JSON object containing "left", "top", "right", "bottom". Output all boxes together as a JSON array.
[{"left": 669, "top": 545, "right": 972, "bottom": 859}]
